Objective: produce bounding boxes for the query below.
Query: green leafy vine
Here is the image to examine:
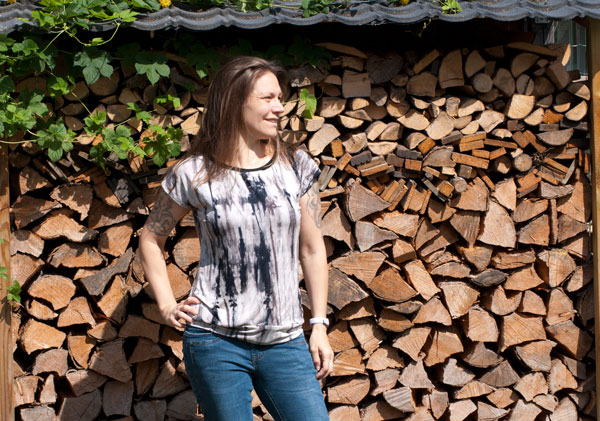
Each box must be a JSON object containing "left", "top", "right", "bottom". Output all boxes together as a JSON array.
[
  {"left": 0, "top": 0, "right": 372, "bottom": 169},
  {"left": 0, "top": 238, "right": 20, "bottom": 304}
]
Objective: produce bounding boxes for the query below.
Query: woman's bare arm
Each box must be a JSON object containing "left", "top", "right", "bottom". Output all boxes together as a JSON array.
[
  {"left": 299, "top": 182, "right": 333, "bottom": 379},
  {"left": 139, "top": 191, "right": 199, "bottom": 328}
]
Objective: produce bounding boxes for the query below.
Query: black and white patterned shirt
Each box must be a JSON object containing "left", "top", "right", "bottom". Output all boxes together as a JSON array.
[{"left": 162, "top": 149, "right": 320, "bottom": 344}]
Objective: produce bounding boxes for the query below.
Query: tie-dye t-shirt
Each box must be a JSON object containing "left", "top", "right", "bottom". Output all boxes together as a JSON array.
[{"left": 162, "top": 149, "right": 320, "bottom": 345}]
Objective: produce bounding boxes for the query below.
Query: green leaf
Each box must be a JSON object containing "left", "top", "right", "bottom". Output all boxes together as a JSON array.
[
  {"left": 35, "top": 119, "right": 74, "bottom": 162},
  {"left": 299, "top": 88, "right": 317, "bottom": 119},
  {"left": 12, "top": 38, "right": 39, "bottom": 55},
  {"left": 135, "top": 51, "right": 170, "bottom": 85},
  {"left": 229, "top": 39, "right": 262, "bottom": 58},
  {"left": 0, "top": 35, "right": 15, "bottom": 52},
  {"left": 154, "top": 94, "right": 180, "bottom": 109},
  {"left": 127, "top": 102, "right": 152, "bottom": 124},
  {"left": 288, "top": 35, "right": 330, "bottom": 68},
  {"left": 117, "top": 43, "right": 141, "bottom": 67},
  {"left": 301, "top": 0, "right": 312, "bottom": 15},
  {"left": 143, "top": 125, "right": 182, "bottom": 167},
  {"left": 266, "top": 45, "right": 294, "bottom": 67},
  {"left": 6, "top": 280, "right": 21, "bottom": 303},
  {"left": 0, "top": 75, "right": 15, "bottom": 95},
  {"left": 84, "top": 110, "right": 107, "bottom": 135},
  {"left": 74, "top": 47, "right": 113, "bottom": 85},
  {"left": 47, "top": 146, "right": 63, "bottom": 162},
  {"left": 20, "top": 89, "right": 48, "bottom": 117},
  {"left": 47, "top": 75, "right": 70, "bottom": 98},
  {"left": 115, "top": 8, "right": 138, "bottom": 22},
  {"left": 98, "top": 124, "right": 137, "bottom": 161},
  {"left": 131, "top": 0, "right": 161, "bottom": 11},
  {"left": 176, "top": 41, "right": 220, "bottom": 80}
]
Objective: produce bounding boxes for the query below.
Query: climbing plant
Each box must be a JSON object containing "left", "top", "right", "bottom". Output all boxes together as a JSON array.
[
  {"left": 0, "top": 0, "right": 459, "bottom": 165},
  {"left": 0, "top": 1, "right": 330, "bottom": 168}
]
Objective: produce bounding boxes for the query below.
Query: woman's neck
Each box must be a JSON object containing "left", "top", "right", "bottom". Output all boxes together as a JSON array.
[{"left": 231, "top": 137, "right": 273, "bottom": 169}]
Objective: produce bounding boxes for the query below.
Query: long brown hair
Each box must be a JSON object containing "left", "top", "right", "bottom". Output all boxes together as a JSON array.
[{"left": 184, "top": 56, "right": 292, "bottom": 183}]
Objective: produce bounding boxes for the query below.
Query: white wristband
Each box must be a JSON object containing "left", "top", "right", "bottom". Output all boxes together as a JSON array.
[{"left": 309, "top": 317, "right": 329, "bottom": 327}]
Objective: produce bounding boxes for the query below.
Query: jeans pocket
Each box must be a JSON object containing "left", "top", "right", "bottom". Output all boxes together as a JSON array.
[{"left": 183, "top": 326, "right": 223, "bottom": 346}]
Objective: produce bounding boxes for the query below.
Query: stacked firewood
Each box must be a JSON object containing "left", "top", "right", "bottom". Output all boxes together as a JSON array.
[
  {"left": 8, "top": 40, "right": 594, "bottom": 421},
  {"left": 286, "top": 42, "right": 594, "bottom": 421}
]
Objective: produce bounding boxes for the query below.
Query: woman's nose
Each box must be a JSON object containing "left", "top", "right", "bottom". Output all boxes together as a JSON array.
[{"left": 272, "top": 98, "right": 284, "bottom": 114}]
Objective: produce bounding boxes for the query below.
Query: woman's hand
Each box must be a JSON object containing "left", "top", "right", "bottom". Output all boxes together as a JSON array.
[
  {"left": 309, "top": 324, "right": 334, "bottom": 380},
  {"left": 160, "top": 296, "right": 200, "bottom": 329}
]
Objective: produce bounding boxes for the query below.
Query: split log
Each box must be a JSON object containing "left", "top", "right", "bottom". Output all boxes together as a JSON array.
[
  {"left": 399, "top": 360, "right": 434, "bottom": 388},
  {"left": 477, "top": 201, "right": 516, "bottom": 248},
  {"left": 518, "top": 290, "right": 546, "bottom": 316},
  {"left": 20, "top": 406, "right": 56, "bottom": 421},
  {"left": 548, "top": 358, "right": 578, "bottom": 394},
  {"left": 309, "top": 124, "right": 341, "bottom": 155},
  {"left": 383, "top": 387, "right": 416, "bottom": 412},
  {"left": 506, "top": 95, "right": 535, "bottom": 119},
  {"left": 349, "top": 318, "right": 386, "bottom": 356},
  {"left": 355, "top": 221, "right": 396, "bottom": 251},
  {"left": 366, "top": 345, "right": 404, "bottom": 371},
  {"left": 545, "top": 321, "right": 592, "bottom": 360},
  {"left": 403, "top": 260, "right": 440, "bottom": 300},
  {"left": 133, "top": 400, "right": 167, "bottom": 421},
  {"left": 32, "top": 211, "right": 97, "bottom": 242},
  {"left": 332, "top": 349, "right": 366, "bottom": 376},
  {"left": 151, "top": 359, "right": 188, "bottom": 398},
  {"left": 360, "top": 400, "right": 403, "bottom": 421},
  {"left": 464, "top": 306, "right": 498, "bottom": 342},
  {"left": 477, "top": 402, "right": 508, "bottom": 420},
  {"left": 328, "top": 376, "right": 370, "bottom": 405},
  {"left": 327, "top": 268, "right": 369, "bottom": 309},
  {"left": 103, "top": 380, "right": 134, "bottom": 417},
  {"left": 413, "top": 297, "right": 452, "bottom": 326},
  {"left": 88, "top": 339, "right": 132, "bottom": 382},
  {"left": 480, "top": 361, "right": 520, "bottom": 388},
  {"left": 483, "top": 285, "right": 522, "bottom": 316},
  {"left": 439, "top": 282, "right": 479, "bottom": 319},
  {"left": 423, "top": 328, "right": 463, "bottom": 366},
  {"left": 367, "top": 267, "right": 417, "bottom": 303},
  {"left": 343, "top": 181, "right": 390, "bottom": 221},
  {"left": 20, "top": 319, "right": 66, "bottom": 354},
  {"left": 57, "top": 296, "right": 96, "bottom": 327},
  {"left": 499, "top": 313, "right": 546, "bottom": 351},
  {"left": 329, "top": 405, "right": 360, "bottom": 421},
  {"left": 448, "top": 399, "right": 476, "bottom": 421},
  {"left": 28, "top": 274, "right": 76, "bottom": 310},
  {"left": 57, "top": 389, "right": 103, "bottom": 421},
  {"left": 505, "top": 400, "right": 541, "bottom": 421}
]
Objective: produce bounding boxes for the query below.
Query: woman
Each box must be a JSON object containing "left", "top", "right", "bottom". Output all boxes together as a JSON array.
[{"left": 139, "top": 56, "right": 332, "bottom": 421}]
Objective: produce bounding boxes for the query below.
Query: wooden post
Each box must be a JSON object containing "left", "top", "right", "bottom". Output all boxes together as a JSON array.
[
  {"left": 588, "top": 18, "right": 600, "bottom": 421},
  {"left": 0, "top": 143, "right": 13, "bottom": 421}
]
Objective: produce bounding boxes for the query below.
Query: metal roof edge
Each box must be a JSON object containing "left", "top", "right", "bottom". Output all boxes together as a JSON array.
[{"left": 1, "top": 0, "right": 599, "bottom": 34}]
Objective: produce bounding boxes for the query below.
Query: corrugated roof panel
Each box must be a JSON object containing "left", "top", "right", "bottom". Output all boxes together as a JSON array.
[{"left": 1, "top": 0, "right": 599, "bottom": 34}]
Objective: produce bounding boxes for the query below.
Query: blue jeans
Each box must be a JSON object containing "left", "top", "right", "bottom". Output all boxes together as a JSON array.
[{"left": 182, "top": 325, "right": 329, "bottom": 421}]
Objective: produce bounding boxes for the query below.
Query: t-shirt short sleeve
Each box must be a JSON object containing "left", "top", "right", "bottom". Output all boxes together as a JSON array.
[
  {"left": 161, "top": 163, "right": 192, "bottom": 209},
  {"left": 294, "top": 150, "right": 321, "bottom": 197}
]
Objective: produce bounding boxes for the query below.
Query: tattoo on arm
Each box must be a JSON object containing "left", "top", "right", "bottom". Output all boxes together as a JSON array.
[
  {"left": 145, "top": 192, "right": 178, "bottom": 236},
  {"left": 307, "top": 182, "right": 323, "bottom": 229}
]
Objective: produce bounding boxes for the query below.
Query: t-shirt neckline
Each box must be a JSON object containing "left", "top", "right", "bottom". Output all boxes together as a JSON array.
[{"left": 224, "top": 153, "right": 277, "bottom": 172}]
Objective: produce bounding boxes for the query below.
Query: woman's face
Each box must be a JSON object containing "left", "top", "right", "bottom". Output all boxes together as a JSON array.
[{"left": 242, "top": 72, "right": 284, "bottom": 142}]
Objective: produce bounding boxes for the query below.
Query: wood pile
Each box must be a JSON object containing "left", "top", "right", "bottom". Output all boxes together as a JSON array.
[
  {"left": 286, "top": 42, "right": 595, "bottom": 421},
  {"left": 7, "top": 40, "right": 595, "bottom": 421}
]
